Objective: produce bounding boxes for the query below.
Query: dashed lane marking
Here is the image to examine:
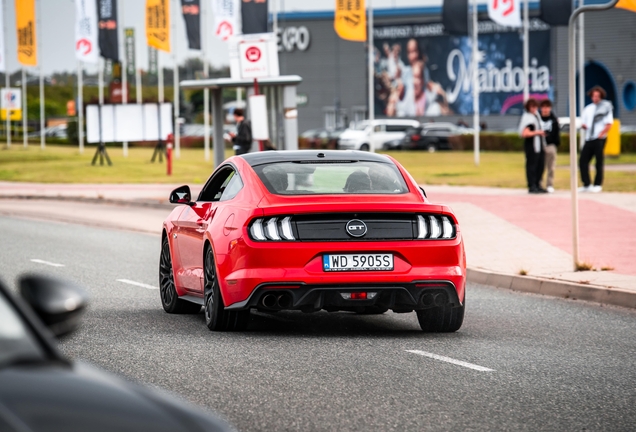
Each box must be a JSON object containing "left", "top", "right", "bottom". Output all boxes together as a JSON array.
[
  {"left": 30, "top": 259, "right": 65, "bottom": 267},
  {"left": 406, "top": 350, "right": 495, "bottom": 372},
  {"left": 117, "top": 279, "right": 159, "bottom": 290}
]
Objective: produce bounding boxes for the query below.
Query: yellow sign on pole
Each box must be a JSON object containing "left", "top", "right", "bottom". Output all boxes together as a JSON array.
[
  {"left": 146, "top": 0, "right": 171, "bottom": 52},
  {"left": 15, "top": 0, "right": 37, "bottom": 66},
  {"left": 335, "top": 0, "right": 367, "bottom": 42},
  {"left": 617, "top": 0, "right": 636, "bottom": 13},
  {"left": 1, "top": 109, "right": 21, "bottom": 121}
]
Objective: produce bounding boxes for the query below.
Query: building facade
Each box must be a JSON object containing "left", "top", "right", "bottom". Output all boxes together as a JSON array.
[{"left": 275, "top": 6, "right": 636, "bottom": 133}]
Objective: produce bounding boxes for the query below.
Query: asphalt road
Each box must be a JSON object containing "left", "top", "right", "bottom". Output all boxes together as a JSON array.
[{"left": 1, "top": 215, "right": 635, "bottom": 432}]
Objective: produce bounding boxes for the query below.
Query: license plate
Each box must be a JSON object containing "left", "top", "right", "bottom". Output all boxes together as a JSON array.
[{"left": 323, "top": 254, "right": 394, "bottom": 272}]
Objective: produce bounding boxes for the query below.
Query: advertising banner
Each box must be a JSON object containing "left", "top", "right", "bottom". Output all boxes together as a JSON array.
[
  {"left": 15, "top": 0, "right": 37, "bottom": 66},
  {"left": 75, "top": 0, "right": 99, "bottom": 63},
  {"left": 125, "top": 28, "right": 135, "bottom": 76},
  {"left": 442, "top": 0, "right": 468, "bottom": 36},
  {"left": 97, "top": 0, "right": 119, "bottom": 60},
  {"left": 146, "top": 0, "right": 171, "bottom": 52},
  {"left": 487, "top": 0, "right": 522, "bottom": 28},
  {"left": 617, "top": 0, "right": 636, "bottom": 12},
  {"left": 212, "top": 0, "right": 241, "bottom": 41},
  {"left": 241, "top": 0, "right": 268, "bottom": 35},
  {"left": 1, "top": 88, "right": 22, "bottom": 121},
  {"left": 334, "top": 0, "right": 366, "bottom": 42},
  {"left": 180, "top": 0, "right": 201, "bottom": 50},
  {"left": 373, "top": 20, "right": 552, "bottom": 117}
]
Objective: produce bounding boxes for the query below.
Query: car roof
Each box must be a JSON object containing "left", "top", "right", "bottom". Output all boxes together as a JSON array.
[{"left": 240, "top": 150, "right": 394, "bottom": 167}]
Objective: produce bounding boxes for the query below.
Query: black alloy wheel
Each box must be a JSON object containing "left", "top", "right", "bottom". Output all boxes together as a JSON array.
[
  {"left": 359, "top": 143, "right": 370, "bottom": 152},
  {"left": 204, "top": 246, "right": 249, "bottom": 331},
  {"left": 416, "top": 298, "right": 465, "bottom": 332},
  {"left": 159, "top": 236, "right": 201, "bottom": 314}
]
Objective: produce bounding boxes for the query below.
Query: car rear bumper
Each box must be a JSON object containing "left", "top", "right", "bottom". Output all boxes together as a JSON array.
[{"left": 216, "top": 237, "right": 466, "bottom": 310}]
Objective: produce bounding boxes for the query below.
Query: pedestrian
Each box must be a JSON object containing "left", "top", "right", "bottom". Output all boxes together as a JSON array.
[
  {"left": 580, "top": 86, "right": 613, "bottom": 193},
  {"left": 230, "top": 109, "right": 252, "bottom": 156},
  {"left": 518, "top": 98, "right": 547, "bottom": 194},
  {"left": 539, "top": 99, "right": 560, "bottom": 193}
]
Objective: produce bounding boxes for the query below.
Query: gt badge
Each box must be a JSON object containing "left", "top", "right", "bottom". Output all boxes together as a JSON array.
[{"left": 346, "top": 219, "right": 367, "bottom": 238}]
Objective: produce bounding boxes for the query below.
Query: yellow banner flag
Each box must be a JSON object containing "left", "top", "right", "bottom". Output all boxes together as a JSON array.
[
  {"left": 617, "top": 0, "right": 636, "bottom": 12},
  {"left": 15, "top": 0, "right": 37, "bottom": 66},
  {"left": 335, "top": 0, "right": 367, "bottom": 42},
  {"left": 146, "top": 0, "right": 171, "bottom": 52}
]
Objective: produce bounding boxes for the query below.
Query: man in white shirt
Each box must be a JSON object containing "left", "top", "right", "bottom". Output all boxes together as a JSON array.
[{"left": 580, "top": 86, "right": 613, "bottom": 193}]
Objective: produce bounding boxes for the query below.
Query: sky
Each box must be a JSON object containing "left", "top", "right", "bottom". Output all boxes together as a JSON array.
[{"left": 1, "top": 0, "right": 450, "bottom": 75}]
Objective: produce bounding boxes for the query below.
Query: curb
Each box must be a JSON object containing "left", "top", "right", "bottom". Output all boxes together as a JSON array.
[
  {"left": 0, "top": 194, "right": 175, "bottom": 210},
  {"left": 467, "top": 268, "right": 636, "bottom": 309}
]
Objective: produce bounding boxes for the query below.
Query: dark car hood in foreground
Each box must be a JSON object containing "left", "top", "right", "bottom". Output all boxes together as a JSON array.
[{"left": 0, "top": 361, "right": 231, "bottom": 432}]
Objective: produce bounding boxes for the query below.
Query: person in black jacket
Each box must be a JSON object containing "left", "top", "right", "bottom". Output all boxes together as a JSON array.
[
  {"left": 518, "top": 98, "right": 547, "bottom": 194},
  {"left": 539, "top": 100, "right": 560, "bottom": 193},
  {"left": 230, "top": 109, "right": 252, "bottom": 155}
]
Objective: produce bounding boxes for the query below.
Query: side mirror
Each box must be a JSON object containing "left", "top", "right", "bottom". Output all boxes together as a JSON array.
[
  {"left": 19, "top": 275, "right": 89, "bottom": 337},
  {"left": 170, "top": 185, "right": 193, "bottom": 205}
]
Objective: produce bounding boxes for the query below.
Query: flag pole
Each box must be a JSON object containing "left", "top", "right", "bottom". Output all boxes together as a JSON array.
[
  {"left": 367, "top": 0, "right": 374, "bottom": 151},
  {"left": 78, "top": 60, "right": 84, "bottom": 154},
  {"left": 38, "top": 0, "right": 44, "bottom": 149},
  {"left": 472, "top": 0, "right": 480, "bottom": 166},
  {"left": 120, "top": 0, "right": 128, "bottom": 157},
  {"left": 22, "top": 68, "right": 26, "bottom": 148},
  {"left": 4, "top": 0, "right": 10, "bottom": 148},
  {"left": 202, "top": 0, "right": 210, "bottom": 161},
  {"left": 173, "top": 0, "right": 180, "bottom": 159},
  {"left": 578, "top": 10, "right": 585, "bottom": 152},
  {"left": 523, "top": 0, "right": 529, "bottom": 102}
]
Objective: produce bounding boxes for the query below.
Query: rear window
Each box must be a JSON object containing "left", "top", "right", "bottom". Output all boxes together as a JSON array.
[{"left": 254, "top": 161, "right": 409, "bottom": 195}]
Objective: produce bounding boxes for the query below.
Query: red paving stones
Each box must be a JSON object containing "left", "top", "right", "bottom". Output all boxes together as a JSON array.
[{"left": 431, "top": 193, "right": 636, "bottom": 276}]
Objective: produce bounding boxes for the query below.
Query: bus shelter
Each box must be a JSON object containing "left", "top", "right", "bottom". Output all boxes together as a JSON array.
[{"left": 180, "top": 75, "right": 302, "bottom": 168}]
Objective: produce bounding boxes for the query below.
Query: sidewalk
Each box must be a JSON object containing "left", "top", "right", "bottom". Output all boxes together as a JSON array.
[{"left": 1, "top": 181, "right": 635, "bottom": 308}]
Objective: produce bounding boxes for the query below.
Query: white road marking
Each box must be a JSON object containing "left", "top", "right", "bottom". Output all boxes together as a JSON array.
[
  {"left": 406, "top": 350, "right": 495, "bottom": 372},
  {"left": 117, "top": 279, "right": 159, "bottom": 290},
  {"left": 30, "top": 259, "right": 65, "bottom": 267}
]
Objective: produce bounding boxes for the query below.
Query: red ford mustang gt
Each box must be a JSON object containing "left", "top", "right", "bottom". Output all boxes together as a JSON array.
[{"left": 160, "top": 150, "right": 466, "bottom": 332}]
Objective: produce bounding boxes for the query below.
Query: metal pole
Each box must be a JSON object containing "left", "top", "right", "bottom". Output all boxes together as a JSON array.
[
  {"left": 22, "top": 69, "right": 26, "bottom": 148},
  {"left": 38, "top": 0, "right": 44, "bottom": 149},
  {"left": 98, "top": 58, "right": 104, "bottom": 105},
  {"left": 578, "top": 12, "right": 585, "bottom": 153},
  {"left": 272, "top": 0, "right": 278, "bottom": 34},
  {"left": 78, "top": 61, "right": 84, "bottom": 153},
  {"left": 568, "top": 0, "right": 618, "bottom": 270},
  {"left": 523, "top": 0, "right": 530, "bottom": 102},
  {"left": 158, "top": 55, "right": 164, "bottom": 103},
  {"left": 472, "top": 0, "right": 480, "bottom": 166},
  {"left": 120, "top": 0, "right": 128, "bottom": 157},
  {"left": 367, "top": 0, "right": 374, "bottom": 151},
  {"left": 173, "top": 0, "right": 180, "bottom": 159},
  {"left": 4, "top": 0, "right": 10, "bottom": 148},
  {"left": 202, "top": 0, "right": 210, "bottom": 161}
]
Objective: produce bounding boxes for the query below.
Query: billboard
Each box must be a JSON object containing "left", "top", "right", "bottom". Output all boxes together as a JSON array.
[{"left": 373, "top": 20, "right": 552, "bottom": 117}]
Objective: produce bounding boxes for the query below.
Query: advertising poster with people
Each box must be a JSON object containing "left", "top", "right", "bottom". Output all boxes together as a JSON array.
[{"left": 373, "top": 20, "right": 553, "bottom": 117}]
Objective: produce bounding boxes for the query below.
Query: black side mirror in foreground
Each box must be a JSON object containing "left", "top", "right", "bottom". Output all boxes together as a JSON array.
[
  {"left": 19, "top": 275, "right": 89, "bottom": 337},
  {"left": 170, "top": 185, "right": 193, "bottom": 205}
]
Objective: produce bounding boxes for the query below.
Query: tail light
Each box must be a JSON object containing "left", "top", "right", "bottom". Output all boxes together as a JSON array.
[
  {"left": 416, "top": 215, "right": 456, "bottom": 240},
  {"left": 411, "top": 135, "right": 421, "bottom": 141},
  {"left": 249, "top": 216, "right": 296, "bottom": 241}
]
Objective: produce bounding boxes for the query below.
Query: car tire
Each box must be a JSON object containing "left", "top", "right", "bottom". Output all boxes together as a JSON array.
[
  {"left": 427, "top": 143, "right": 437, "bottom": 153},
  {"left": 159, "top": 236, "right": 201, "bottom": 314},
  {"left": 204, "top": 246, "right": 249, "bottom": 331},
  {"left": 359, "top": 143, "right": 370, "bottom": 152},
  {"left": 416, "top": 299, "right": 464, "bottom": 332}
]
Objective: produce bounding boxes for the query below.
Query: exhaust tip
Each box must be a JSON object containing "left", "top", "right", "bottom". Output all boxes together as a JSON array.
[
  {"left": 434, "top": 292, "right": 448, "bottom": 307},
  {"left": 262, "top": 294, "right": 277, "bottom": 309},
  {"left": 277, "top": 294, "right": 292, "bottom": 309},
  {"left": 421, "top": 293, "right": 435, "bottom": 307}
]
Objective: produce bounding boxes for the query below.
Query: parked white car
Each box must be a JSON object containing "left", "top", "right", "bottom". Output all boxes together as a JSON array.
[{"left": 337, "top": 119, "right": 420, "bottom": 151}]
